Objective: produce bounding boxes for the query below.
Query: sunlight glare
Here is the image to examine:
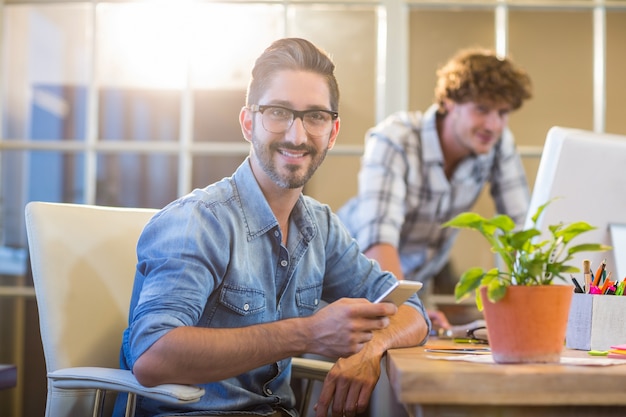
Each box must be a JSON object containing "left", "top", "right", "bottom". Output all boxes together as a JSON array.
[
  {"left": 99, "top": 1, "right": 192, "bottom": 89},
  {"left": 99, "top": 2, "right": 283, "bottom": 90}
]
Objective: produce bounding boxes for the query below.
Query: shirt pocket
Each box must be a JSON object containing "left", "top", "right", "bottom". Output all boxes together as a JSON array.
[
  {"left": 218, "top": 285, "right": 266, "bottom": 324},
  {"left": 296, "top": 283, "right": 323, "bottom": 315}
]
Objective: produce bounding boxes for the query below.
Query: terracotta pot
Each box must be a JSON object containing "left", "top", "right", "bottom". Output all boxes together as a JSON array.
[{"left": 480, "top": 285, "right": 574, "bottom": 364}]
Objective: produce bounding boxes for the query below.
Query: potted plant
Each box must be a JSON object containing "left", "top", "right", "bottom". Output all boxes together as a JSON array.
[{"left": 443, "top": 199, "right": 611, "bottom": 363}]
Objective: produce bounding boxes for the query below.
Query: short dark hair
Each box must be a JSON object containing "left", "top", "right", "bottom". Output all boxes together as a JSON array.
[
  {"left": 246, "top": 38, "right": 339, "bottom": 112},
  {"left": 434, "top": 48, "right": 532, "bottom": 112}
]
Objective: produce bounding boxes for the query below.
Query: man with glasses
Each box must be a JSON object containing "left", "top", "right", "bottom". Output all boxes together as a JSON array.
[
  {"left": 338, "top": 48, "right": 533, "bottom": 332},
  {"left": 116, "top": 38, "right": 430, "bottom": 417}
]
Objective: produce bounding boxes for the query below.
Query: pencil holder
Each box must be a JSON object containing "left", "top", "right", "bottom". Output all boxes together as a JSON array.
[{"left": 566, "top": 293, "right": 626, "bottom": 351}]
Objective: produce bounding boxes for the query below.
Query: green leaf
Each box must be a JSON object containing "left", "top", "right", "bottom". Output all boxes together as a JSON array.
[
  {"left": 554, "top": 222, "right": 597, "bottom": 243},
  {"left": 518, "top": 257, "right": 546, "bottom": 281},
  {"left": 454, "top": 267, "right": 485, "bottom": 301},
  {"left": 531, "top": 198, "right": 560, "bottom": 225},
  {"left": 509, "top": 229, "right": 540, "bottom": 250},
  {"left": 475, "top": 289, "right": 484, "bottom": 311},
  {"left": 481, "top": 268, "right": 501, "bottom": 284},
  {"left": 558, "top": 265, "right": 580, "bottom": 274},
  {"left": 442, "top": 212, "right": 487, "bottom": 229},
  {"left": 486, "top": 280, "right": 507, "bottom": 303},
  {"left": 443, "top": 212, "right": 500, "bottom": 237},
  {"left": 566, "top": 243, "right": 612, "bottom": 256},
  {"left": 486, "top": 215, "right": 516, "bottom": 232}
]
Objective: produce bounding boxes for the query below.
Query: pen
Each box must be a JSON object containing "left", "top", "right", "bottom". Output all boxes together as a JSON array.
[
  {"left": 425, "top": 348, "right": 491, "bottom": 354},
  {"left": 583, "top": 260, "right": 592, "bottom": 294},
  {"left": 571, "top": 275, "right": 585, "bottom": 293},
  {"left": 593, "top": 259, "right": 606, "bottom": 287},
  {"left": 600, "top": 271, "right": 613, "bottom": 294}
]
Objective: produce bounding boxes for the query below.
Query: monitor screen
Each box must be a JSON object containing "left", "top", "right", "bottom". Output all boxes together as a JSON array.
[{"left": 524, "top": 126, "right": 626, "bottom": 284}]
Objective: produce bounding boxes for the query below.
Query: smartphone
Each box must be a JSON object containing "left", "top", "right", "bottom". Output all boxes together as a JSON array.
[{"left": 374, "top": 280, "right": 423, "bottom": 305}]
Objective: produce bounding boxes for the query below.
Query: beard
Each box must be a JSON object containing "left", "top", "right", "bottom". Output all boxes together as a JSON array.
[{"left": 251, "top": 135, "right": 329, "bottom": 189}]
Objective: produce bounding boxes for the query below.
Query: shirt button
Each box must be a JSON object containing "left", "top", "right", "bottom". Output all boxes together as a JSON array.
[
  {"left": 274, "top": 230, "right": 279, "bottom": 238},
  {"left": 243, "top": 303, "right": 250, "bottom": 311},
  {"left": 280, "top": 260, "right": 288, "bottom": 267},
  {"left": 314, "top": 299, "right": 319, "bottom": 306},
  {"left": 266, "top": 388, "right": 273, "bottom": 395}
]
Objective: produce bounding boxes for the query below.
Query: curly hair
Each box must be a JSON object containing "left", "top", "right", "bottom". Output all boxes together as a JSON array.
[{"left": 434, "top": 48, "right": 532, "bottom": 113}]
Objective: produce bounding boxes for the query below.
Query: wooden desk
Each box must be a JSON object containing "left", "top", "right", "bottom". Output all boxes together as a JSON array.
[
  {"left": 0, "top": 364, "right": 17, "bottom": 390},
  {"left": 387, "top": 341, "right": 626, "bottom": 417}
]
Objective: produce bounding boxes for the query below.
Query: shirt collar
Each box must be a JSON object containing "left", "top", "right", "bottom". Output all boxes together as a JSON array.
[
  {"left": 422, "top": 103, "right": 497, "bottom": 167},
  {"left": 421, "top": 104, "right": 445, "bottom": 164},
  {"left": 231, "top": 157, "right": 316, "bottom": 243}
]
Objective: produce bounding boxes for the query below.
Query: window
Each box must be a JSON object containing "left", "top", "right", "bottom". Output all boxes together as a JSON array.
[{"left": 2, "top": 1, "right": 626, "bottom": 415}]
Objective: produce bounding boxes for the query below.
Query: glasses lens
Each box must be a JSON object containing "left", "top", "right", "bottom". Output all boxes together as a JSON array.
[
  {"left": 467, "top": 326, "right": 489, "bottom": 343},
  {"left": 302, "top": 111, "right": 333, "bottom": 136},
  {"left": 261, "top": 107, "right": 293, "bottom": 134},
  {"left": 260, "top": 106, "right": 333, "bottom": 136}
]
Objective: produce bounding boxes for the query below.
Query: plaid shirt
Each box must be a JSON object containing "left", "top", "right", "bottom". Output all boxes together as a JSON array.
[{"left": 338, "top": 104, "right": 529, "bottom": 284}]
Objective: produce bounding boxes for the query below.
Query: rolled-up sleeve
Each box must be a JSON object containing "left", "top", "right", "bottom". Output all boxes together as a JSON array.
[{"left": 122, "top": 201, "right": 226, "bottom": 368}]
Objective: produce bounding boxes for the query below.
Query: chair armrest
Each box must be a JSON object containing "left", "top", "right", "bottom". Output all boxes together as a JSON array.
[
  {"left": 291, "top": 357, "right": 333, "bottom": 381},
  {"left": 48, "top": 367, "right": 204, "bottom": 404}
]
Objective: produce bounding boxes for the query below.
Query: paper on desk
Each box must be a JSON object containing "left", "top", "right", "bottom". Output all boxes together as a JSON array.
[{"left": 427, "top": 354, "right": 626, "bottom": 366}]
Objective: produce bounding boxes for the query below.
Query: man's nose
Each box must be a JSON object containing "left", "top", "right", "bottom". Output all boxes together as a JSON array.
[
  {"left": 484, "top": 110, "right": 505, "bottom": 131},
  {"left": 284, "top": 116, "right": 308, "bottom": 145}
]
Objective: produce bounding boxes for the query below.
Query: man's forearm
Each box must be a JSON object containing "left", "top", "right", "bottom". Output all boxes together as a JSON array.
[
  {"left": 133, "top": 317, "right": 308, "bottom": 387},
  {"left": 132, "top": 298, "right": 402, "bottom": 387},
  {"left": 364, "top": 243, "right": 405, "bottom": 280},
  {"left": 370, "top": 304, "right": 429, "bottom": 354}
]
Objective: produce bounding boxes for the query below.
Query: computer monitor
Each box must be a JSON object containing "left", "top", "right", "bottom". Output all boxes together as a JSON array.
[{"left": 525, "top": 126, "right": 626, "bottom": 283}]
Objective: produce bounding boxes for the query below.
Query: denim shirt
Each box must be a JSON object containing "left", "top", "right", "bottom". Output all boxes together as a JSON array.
[{"left": 118, "top": 158, "right": 429, "bottom": 417}]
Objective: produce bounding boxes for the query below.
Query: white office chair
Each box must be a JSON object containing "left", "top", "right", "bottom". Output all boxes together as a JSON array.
[{"left": 25, "top": 201, "right": 331, "bottom": 417}]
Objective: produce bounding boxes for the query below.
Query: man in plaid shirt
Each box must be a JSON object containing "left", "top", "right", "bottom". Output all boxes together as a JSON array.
[{"left": 339, "top": 48, "right": 533, "bottom": 330}]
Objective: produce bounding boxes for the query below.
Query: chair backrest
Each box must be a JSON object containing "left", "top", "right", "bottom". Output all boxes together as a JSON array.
[{"left": 25, "top": 202, "right": 158, "bottom": 373}]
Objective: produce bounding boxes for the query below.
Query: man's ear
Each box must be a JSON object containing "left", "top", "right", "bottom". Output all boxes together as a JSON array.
[
  {"left": 239, "top": 106, "right": 253, "bottom": 143},
  {"left": 442, "top": 98, "right": 455, "bottom": 114},
  {"left": 327, "top": 117, "right": 340, "bottom": 150}
]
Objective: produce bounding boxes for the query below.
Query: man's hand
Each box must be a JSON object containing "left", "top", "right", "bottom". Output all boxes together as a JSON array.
[
  {"left": 305, "top": 298, "right": 397, "bottom": 358},
  {"left": 309, "top": 303, "right": 427, "bottom": 417},
  {"left": 313, "top": 351, "right": 380, "bottom": 417},
  {"left": 428, "top": 309, "right": 451, "bottom": 332}
]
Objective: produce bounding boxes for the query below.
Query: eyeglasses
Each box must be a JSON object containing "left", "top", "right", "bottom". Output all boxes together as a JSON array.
[
  {"left": 439, "top": 326, "right": 489, "bottom": 345},
  {"left": 464, "top": 326, "right": 489, "bottom": 344},
  {"left": 249, "top": 104, "right": 338, "bottom": 137}
]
